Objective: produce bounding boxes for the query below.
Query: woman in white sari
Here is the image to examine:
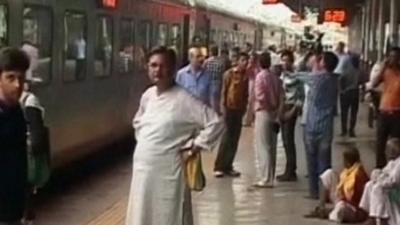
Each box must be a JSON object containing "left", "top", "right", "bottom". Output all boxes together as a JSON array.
[{"left": 125, "top": 46, "right": 224, "bottom": 225}]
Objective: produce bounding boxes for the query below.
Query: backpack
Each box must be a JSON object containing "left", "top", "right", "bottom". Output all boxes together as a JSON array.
[{"left": 21, "top": 93, "right": 51, "bottom": 188}]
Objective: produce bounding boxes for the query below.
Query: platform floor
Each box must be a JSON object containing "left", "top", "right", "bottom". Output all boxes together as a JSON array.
[{"left": 35, "top": 105, "right": 376, "bottom": 225}]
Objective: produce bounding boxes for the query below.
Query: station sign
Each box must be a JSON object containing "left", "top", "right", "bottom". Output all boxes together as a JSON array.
[
  {"left": 323, "top": 9, "right": 347, "bottom": 25},
  {"left": 98, "top": 0, "right": 118, "bottom": 9},
  {"left": 262, "top": 0, "right": 279, "bottom": 4}
]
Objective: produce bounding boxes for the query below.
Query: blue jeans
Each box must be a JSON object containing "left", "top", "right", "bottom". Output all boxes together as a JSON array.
[{"left": 304, "top": 127, "right": 333, "bottom": 197}]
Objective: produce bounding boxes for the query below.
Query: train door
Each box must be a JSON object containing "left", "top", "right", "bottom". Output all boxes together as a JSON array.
[{"left": 182, "top": 14, "right": 190, "bottom": 66}]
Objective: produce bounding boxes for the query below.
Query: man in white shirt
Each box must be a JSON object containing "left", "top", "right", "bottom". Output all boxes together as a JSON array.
[
  {"left": 74, "top": 33, "right": 86, "bottom": 79},
  {"left": 360, "top": 138, "right": 400, "bottom": 225}
]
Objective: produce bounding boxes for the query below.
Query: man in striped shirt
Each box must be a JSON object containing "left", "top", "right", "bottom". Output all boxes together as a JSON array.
[
  {"left": 204, "top": 45, "right": 226, "bottom": 114},
  {"left": 277, "top": 50, "right": 304, "bottom": 182},
  {"left": 304, "top": 52, "right": 339, "bottom": 199}
]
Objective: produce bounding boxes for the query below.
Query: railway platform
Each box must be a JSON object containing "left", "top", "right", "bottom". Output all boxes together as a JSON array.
[{"left": 35, "top": 105, "right": 376, "bottom": 225}]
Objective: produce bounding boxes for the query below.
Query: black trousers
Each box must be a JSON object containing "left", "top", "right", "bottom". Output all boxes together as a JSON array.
[
  {"left": 340, "top": 89, "right": 359, "bottom": 133},
  {"left": 214, "top": 109, "right": 244, "bottom": 172},
  {"left": 376, "top": 112, "right": 400, "bottom": 168},
  {"left": 281, "top": 114, "right": 297, "bottom": 175},
  {"left": 75, "top": 59, "right": 86, "bottom": 80}
]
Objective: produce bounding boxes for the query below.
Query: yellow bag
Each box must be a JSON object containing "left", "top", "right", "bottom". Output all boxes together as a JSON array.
[{"left": 185, "top": 152, "right": 206, "bottom": 192}]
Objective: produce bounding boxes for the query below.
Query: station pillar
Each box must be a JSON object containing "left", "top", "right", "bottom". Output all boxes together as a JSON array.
[
  {"left": 377, "top": 0, "right": 385, "bottom": 61},
  {"left": 363, "top": 0, "right": 371, "bottom": 63},
  {"left": 389, "top": 0, "right": 399, "bottom": 47},
  {"left": 369, "top": 0, "right": 378, "bottom": 62}
]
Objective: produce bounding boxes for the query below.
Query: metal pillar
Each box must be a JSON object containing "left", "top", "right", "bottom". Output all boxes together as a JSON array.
[
  {"left": 377, "top": 0, "right": 385, "bottom": 61},
  {"left": 390, "top": 0, "right": 399, "bottom": 46}
]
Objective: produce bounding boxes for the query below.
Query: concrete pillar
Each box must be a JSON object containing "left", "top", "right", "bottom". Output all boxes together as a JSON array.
[
  {"left": 390, "top": 0, "right": 399, "bottom": 46},
  {"left": 361, "top": 6, "right": 366, "bottom": 60},
  {"left": 364, "top": 0, "right": 371, "bottom": 62},
  {"left": 377, "top": 0, "right": 385, "bottom": 61},
  {"left": 369, "top": 0, "right": 378, "bottom": 61}
]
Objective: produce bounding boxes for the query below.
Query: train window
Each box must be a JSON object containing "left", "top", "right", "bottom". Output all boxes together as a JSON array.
[
  {"left": 210, "top": 29, "right": 216, "bottom": 44},
  {"left": 137, "top": 20, "right": 151, "bottom": 55},
  {"left": 169, "top": 24, "right": 181, "bottom": 57},
  {"left": 95, "top": 16, "right": 113, "bottom": 77},
  {"left": 23, "top": 6, "right": 52, "bottom": 83},
  {"left": 157, "top": 23, "right": 168, "bottom": 46},
  {"left": 118, "top": 19, "right": 135, "bottom": 75},
  {"left": 63, "top": 11, "right": 87, "bottom": 82},
  {"left": 0, "top": 5, "right": 7, "bottom": 48}
]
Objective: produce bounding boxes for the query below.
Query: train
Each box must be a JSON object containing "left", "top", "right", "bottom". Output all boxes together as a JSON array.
[{"left": 2, "top": 0, "right": 299, "bottom": 168}]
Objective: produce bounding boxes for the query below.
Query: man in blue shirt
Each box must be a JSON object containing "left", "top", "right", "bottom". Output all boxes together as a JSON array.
[
  {"left": 176, "top": 46, "right": 212, "bottom": 106},
  {"left": 304, "top": 52, "right": 339, "bottom": 199}
]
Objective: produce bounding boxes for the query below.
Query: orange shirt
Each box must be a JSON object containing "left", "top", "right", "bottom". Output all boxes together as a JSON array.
[
  {"left": 336, "top": 163, "right": 369, "bottom": 207},
  {"left": 380, "top": 68, "right": 400, "bottom": 112},
  {"left": 221, "top": 68, "right": 248, "bottom": 110}
]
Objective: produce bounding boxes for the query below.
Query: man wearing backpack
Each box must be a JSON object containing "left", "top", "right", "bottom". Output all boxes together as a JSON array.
[{"left": 0, "top": 47, "right": 30, "bottom": 225}]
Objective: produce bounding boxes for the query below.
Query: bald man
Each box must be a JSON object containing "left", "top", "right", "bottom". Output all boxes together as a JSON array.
[{"left": 176, "top": 47, "right": 212, "bottom": 106}]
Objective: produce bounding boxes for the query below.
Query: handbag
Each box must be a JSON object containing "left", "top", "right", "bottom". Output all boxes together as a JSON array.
[{"left": 185, "top": 152, "right": 206, "bottom": 192}]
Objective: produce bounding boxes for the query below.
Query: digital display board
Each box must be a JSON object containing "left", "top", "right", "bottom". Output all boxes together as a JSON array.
[
  {"left": 99, "top": 0, "right": 118, "bottom": 9},
  {"left": 323, "top": 9, "right": 346, "bottom": 24},
  {"left": 262, "top": 0, "right": 279, "bottom": 4}
]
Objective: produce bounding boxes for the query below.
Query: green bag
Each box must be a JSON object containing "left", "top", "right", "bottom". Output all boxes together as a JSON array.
[
  {"left": 389, "top": 188, "right": 400, "bottom": 205},
  {"left": 27, "top": 126, "right": 51, "bottom": 188}
]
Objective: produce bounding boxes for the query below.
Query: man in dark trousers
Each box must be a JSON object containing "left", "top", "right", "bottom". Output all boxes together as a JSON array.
[
  {"left": 214, "top": 52, "right": 249, "bottom": 178},
  {"left": 0, "top": 47, "right": 30, "bottom": 225}
]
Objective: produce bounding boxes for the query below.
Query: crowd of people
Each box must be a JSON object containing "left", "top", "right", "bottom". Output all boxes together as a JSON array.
[
  {"left": 1, "top": 37, "right": 400, "bottom": 225},
  {"left": 125, "top": 40, "right": 400, "bottom": 225}
]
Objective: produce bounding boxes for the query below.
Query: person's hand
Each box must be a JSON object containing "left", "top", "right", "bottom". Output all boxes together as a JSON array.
[
  {"left": 220, "top": 107, "right": 227, "bottom": 118},
  {"left": 281, "top": 106, "right": 297, "bottom": 121},
  {"left": 181, "top": 145, "right": 202, "bottom": 163},
  {"left": 364, "top": 92, "right": 372, "bottom": 102},
  {"left": 371, "top": 169, "right": 382, "bottom": 183}
]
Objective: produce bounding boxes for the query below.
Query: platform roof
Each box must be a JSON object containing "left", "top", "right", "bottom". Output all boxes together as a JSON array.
[{"left": 193, "top": 0, "right": 302, "bottom": 33}]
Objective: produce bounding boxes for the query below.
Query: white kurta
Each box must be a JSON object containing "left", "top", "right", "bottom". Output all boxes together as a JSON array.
[
  {"left": 360, "top": 157, "right": 400, "bottom": 225},
  {"left": 125, "top": 86, "right": 224, "bottom": 225}
]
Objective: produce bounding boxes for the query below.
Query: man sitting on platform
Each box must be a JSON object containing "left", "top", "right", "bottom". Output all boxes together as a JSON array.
[
  {"left": 305, "top": 146, "right": 369, "bottom": 223},
  {"left": 359, "top": 138, "right": 400, "bottom": 225}
]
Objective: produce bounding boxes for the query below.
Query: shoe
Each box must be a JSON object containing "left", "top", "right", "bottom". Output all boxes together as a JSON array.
[
  {"left": 340, "top": 131, "right": 347, "bottom": 137},
  {"left": 277, "top": 173, "right": 297, "bottom": 182},
  {"left": 276, "top": 173, "right": 287, "bottom": 180},
  {"left": 214, "top": 171, "right": 224, "bottom": 178},
  {"left": 225, "top": 169, "right": 241, "bottom": 177},
  {"left": 349, "top": 131, "right": 356, "bottom": 138},
  {"left": 303, "top": 206, "right": 328, "bottom": 219},
  {"left": 252, "top": 181, "right": 274, "bottom": 188}
]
